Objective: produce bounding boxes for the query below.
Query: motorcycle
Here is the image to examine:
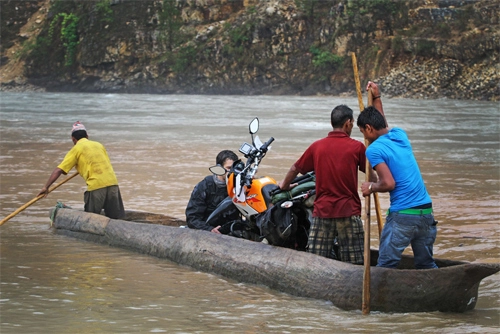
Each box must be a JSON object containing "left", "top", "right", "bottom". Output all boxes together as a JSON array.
[{"left": 206, "top": 118, "right": 316, "bottom": 250}]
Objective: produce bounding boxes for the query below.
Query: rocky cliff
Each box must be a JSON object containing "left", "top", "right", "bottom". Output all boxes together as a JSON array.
[{"left": 1, "top": 0, "right": 498, "bottom": 100}]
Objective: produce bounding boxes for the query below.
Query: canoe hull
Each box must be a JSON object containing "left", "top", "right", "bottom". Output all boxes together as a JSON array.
[{"left": 50, "top": 208, "right": 499, "bottom": 313}]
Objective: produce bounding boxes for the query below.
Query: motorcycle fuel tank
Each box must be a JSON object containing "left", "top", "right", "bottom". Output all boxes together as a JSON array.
[{"left": 228, "top": 175, "right": 278, "bottom": 216}]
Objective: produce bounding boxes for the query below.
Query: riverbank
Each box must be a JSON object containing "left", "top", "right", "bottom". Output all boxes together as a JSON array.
[
  {"left": 2, "top": 54, "right": 498, "bottom": 101},
  {"left": 1, "top": 0, "right": 498, "bottom": 100}
]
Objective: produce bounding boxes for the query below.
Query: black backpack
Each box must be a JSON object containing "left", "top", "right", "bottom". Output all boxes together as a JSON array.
[{"left": 256, "top": 201, "right": 295, "bottom": 246}]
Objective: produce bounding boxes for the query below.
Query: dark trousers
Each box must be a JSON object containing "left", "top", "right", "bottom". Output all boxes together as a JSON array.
[{"left": 84, "top": 185, "right": 125, "bottom": 219}]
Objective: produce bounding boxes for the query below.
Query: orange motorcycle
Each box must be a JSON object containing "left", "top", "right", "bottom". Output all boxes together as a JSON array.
[{"left": 206, "top": 118, "right": 315, "bottom": 250}]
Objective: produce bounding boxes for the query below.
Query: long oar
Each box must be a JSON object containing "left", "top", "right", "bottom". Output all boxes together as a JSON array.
[
  {"left": 351, "top": 52, "right": 373, "bottom": 315},
  {"left": 0, "top": 171, "right": 79, "bottom": 226}
]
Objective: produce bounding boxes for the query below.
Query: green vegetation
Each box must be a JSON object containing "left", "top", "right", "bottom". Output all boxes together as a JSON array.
[
  {"left": 399, "top": 25, "right": 421, "bottom": 37},
  {"left": 221, "top": 21, "right": 254, "bottom": 58},
  {"left": 366, "top": 45, "right": 381, "bottom": 62},
  {"left": 415, "top": 39, "right": 436, "bottom": 57},
  {"left": 159, "top": 0, "right": 184, "bottom": 51},
  {"left": 391, "top": 35, "right": 404, "bottom": 53},
  {"left": 171, "top": 45, "right": 197, "bottom": 72},
  {"left": 158, "top": 0, "right": 198, "bottom": 73},
  {"left": 229, "top": 23, "right": 253, "bottom": 47},
  {"left": 346, "top": 0, "right": 399, "bottom": 18},
  {"left": 310, "top": 46, "right": 343, "bottom": 70},
  {"left": 455, "top": 6, "right": 475, "bottom": 32},
  {"left": 294, "top": 0, "right": 317, "bottom": 19},
  {"left": 95, "top": 0, "right": 113, "bottom": 24},
  {"left": 16, "top": 39, "right": 40, "bottom": 60},
  {"left": 436, "top": 23, "right": 451, "bottom": 39},
  {"left": 246, "top": 6, "right": 257, "bottom": 15},
  {"left": 48, "top": 13, "right": 80, "bottom": 66}
]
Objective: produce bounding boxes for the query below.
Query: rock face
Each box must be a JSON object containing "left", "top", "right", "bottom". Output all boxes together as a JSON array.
[{"left": 1, "top": 0, "right": 498, "bottom": 100}]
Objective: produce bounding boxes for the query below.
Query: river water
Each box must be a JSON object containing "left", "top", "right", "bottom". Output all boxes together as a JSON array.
[{"left": 0, "top": 92, "right": 498, "bottom": 333}]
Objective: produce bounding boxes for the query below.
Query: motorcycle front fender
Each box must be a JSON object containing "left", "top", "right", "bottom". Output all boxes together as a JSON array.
[{"left": 206, "top": 196, "right": 238, "bottom": 227}]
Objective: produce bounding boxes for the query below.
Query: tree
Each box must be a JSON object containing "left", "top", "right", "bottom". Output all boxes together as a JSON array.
[{"left": 159, "top": 0, "right": 183, "bottom": 51}]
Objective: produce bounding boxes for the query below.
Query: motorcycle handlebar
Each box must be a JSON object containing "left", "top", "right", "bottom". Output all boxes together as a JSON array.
[
  {"left": 259, "top": 137, "right": 274, "bottom": 152},
  {"left": 293, "top": 172, "right": 315, "bottom": 185},
  {"left": 239, "top": 137, "right": 275, "bottom": 190},
  {"left": 269, "top": 172, "right": 315, "bottom": 196},
  {"left": 269, "top": 187, "right": 281, "bottom": 196}
]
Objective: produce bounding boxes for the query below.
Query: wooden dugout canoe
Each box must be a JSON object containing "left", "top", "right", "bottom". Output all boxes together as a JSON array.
[{"left": 49, "top": 207, "right": 499, "bottom": 313}]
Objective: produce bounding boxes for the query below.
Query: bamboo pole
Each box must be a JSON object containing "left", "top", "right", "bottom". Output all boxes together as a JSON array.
[
  {"left": 0, "top": 171, "right": 79, "bottom": 226},
  {"left": 351, "top": 52, "right": 371, "bottom": 315},
  {"left": 367, "top": 91, "right": 384, "bottom": 237}
]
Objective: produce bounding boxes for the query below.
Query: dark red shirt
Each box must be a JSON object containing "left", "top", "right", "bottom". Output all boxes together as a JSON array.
[{"left": 294, "top": 131, "right": 366, "bottom": 218}]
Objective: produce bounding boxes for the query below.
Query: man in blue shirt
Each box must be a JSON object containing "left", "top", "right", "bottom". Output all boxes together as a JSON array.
[{"left": 356, "top": 81, "right": 438, "bottom": 269}]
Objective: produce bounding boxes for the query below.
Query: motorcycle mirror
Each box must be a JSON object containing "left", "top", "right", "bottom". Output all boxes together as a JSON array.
[
  {"left": 249, "top": 117, "right": 259, "bottom": 134},
  {"left": 209, "top": 165, "right": 227, "bottom": 176}
]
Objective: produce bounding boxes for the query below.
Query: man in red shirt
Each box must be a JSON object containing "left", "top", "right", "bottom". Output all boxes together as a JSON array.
[{"left": 279, "top": 105, "right": 367, "bottom": 264}]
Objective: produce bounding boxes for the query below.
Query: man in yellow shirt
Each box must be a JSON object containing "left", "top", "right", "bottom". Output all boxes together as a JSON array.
[{"left": 38, "top": 121, "right": 125, "bottom": 219}]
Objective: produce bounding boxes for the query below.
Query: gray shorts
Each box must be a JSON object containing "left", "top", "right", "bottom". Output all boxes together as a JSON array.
[{"left": 84, "top": 185, "right": 125, "bottom": 219}]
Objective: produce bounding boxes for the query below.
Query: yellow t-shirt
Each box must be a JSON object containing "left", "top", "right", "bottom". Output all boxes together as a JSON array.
[{"left": 58, "top": 138, "right": 119, "bottom": 191}]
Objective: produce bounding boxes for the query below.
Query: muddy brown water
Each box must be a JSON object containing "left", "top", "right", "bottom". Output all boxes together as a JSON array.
[{"left": 0, "top": 92, "right": 498, "bottom": 333}]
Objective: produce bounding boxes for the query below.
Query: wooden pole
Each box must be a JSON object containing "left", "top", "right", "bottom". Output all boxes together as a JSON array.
[
  {"left": 367, "top": 90, "right": 384, "bottom": 237},
  {"left": 351, "top": 52, "right": 371, "bottom": 315},
  {"left": 0, "top": 171, "right": 79, "bottom": 226}
]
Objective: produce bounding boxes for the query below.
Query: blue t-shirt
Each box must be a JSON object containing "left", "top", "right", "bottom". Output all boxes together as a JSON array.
[{"left": 366, "top": 128, "right": 431, "bottom": 211}]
